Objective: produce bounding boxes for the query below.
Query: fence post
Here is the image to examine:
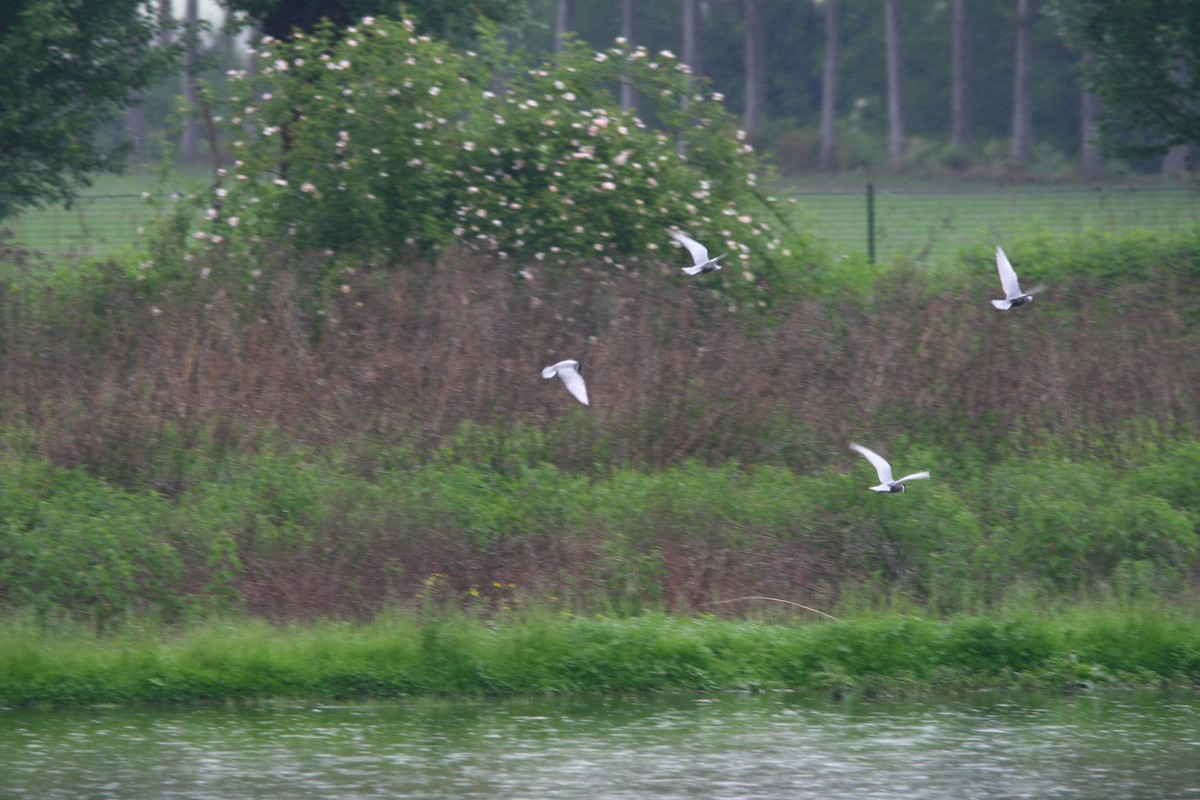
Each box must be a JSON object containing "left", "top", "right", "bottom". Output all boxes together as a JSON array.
[{"left": 866, "top": 183, "right": 876, "bottom": 264}]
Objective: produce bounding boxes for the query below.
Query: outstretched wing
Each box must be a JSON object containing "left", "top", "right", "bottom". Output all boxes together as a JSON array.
[
  {"left": 850, "top": 442, "right": 894, "bottom": 485},
  {"left": 671, "top": 231, "right": 709, "bottom": 266},
  {"left": 894, "top": 471, "right": 930, "bottom": 484},
  {"left": 557, "top": 363, "right": 589, "bottom": 405},
  {"left": 996, "top": 246, "right": 1023, "bottom": 300}
]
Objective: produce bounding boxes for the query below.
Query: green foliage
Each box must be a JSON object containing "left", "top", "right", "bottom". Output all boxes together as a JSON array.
[
  {"left": 0, "top": 457, "right": 184, "bottom": 622},
  {"left": 982, "top": 456, "right": 1198, "bottom": 593},
  {"left": 1049, "top": 0, "right": 1200, "bottom": 157},
  {"left": 0, "top": 0, "right": 187, "bottom": 220},
  {"left": 210, "top": 16, "right": 816, "bottom": 302}
]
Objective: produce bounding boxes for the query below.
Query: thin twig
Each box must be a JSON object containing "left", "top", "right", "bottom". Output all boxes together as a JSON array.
[{"left": 698, "top": 596, "right": 841, "bottom": 622}]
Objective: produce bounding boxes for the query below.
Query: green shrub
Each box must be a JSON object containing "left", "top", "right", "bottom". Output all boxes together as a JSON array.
[
  {"left": 208, "top": 16, "right": 819, "bottom": 304},
  {"left": 0, "top": 457, "right": 183, "bottom": 621}
]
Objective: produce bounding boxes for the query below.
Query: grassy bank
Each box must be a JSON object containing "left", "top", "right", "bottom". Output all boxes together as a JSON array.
[{"left": 2, "top": 603, "right": 1198, "bottom": 707}]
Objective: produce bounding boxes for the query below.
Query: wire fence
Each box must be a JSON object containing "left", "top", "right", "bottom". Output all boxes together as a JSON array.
[
  {"left": 792, "top": 184, "right": 1200, "bottom": 263},
  {"left": 4, "top": 186, "right": 1199, "bottom": 263}
]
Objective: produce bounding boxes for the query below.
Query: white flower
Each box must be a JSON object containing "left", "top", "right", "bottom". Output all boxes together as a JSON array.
[
  {"left": 463, "top": 141, "right": 475, "bottom": 151},
  {"left": 600, "top": 181, "right": 616, "bottom": 190},
  {"left": 274, "top": 60, "right": 287, "bottom": 71},
  {"left": 347, "top": 39, "right": 358, "bottom": 47},
  {"left": 273, "top": 178, "right": 288, "bottom": 186},
  {"left": 227, "top": 217, "right": 240, "bottom": 227},
  {"left": 301, "top": 182, "right": 316, "bottom": 193},
  {"left": 429, "top": 86, "right": 441, "bottom": 96}
]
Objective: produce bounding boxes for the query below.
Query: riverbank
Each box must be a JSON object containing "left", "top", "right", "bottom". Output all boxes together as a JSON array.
[{"left": 3, "top": 603, "right": 1198, "bottom": 707}]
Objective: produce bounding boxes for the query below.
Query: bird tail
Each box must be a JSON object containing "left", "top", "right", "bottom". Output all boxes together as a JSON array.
[
  {"left": 991, "top": 299, "right": 1011, "bottom": 310},
  {"left": 682, "top": 265, "right": 703, "bottom": 275}
]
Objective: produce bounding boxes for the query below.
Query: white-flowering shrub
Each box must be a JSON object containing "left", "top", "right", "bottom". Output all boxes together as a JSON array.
[{"left": 213, "top": 17, "right": 817, "bottom": 300}]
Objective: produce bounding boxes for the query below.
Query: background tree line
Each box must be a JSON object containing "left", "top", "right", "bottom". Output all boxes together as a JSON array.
[{"left": 2, "top": 0, "right": 1198, "bottom": 221}]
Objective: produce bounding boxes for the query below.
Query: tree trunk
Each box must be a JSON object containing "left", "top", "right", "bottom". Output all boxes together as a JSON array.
[
  {"left": 126, "top": 104, "right": 146, "bottom": 161},
  {"left": 1010, "top": 0, "right": 1035, "bottom": 166},
  {"left": 179, "top": 0, "right": 201, "bottom": 162},
  {"left": 743, "top": 0, "right": 765, "bottom": 133},
  {"left": 554, "top": 0, "right": 574, "bottom": 54},
  {"left": 819, "top": 0, "right": 840, "bottom": 170},
  {"left": 950, "top": 0, "right": 969, "bottom": 149},
  {"left": 682, "top": 0, "right": 700, "bottom": 78},
  {"left": 884, "top": 0, "right": 906, "bottom": 170},
  {"left": 620, "top": 0, "right": 637, "bottom": 111},
  {"left": 1162, "top": 145, "right": 1188, "bottom": 177},
  {"left": 1081, "top": 81, "right": 1102, "bottom": 181}
]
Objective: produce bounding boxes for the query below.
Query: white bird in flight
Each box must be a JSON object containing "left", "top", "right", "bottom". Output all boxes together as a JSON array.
[
  {"left": 991, "top": 245, "right": 1044, "bottom": 310},
  {"left": 849, "top": 443, "right": 930, "bottom": 493},
  {"left": 670, "top": 231, "right": 725, "bottom": 275},
  {"left": 542, "top": 359, "right": 589, "bottom": 405}
]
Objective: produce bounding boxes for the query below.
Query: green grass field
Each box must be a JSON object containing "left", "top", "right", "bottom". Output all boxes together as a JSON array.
[
  {"left": 2, "top": 172, "right": 209, "bottom": 259},
  {"left": 5, "top": 173, "right": 1198, "bottom": 265},
  {"left": 791, "top": 184, "right": 1200, "bottom": 265}
]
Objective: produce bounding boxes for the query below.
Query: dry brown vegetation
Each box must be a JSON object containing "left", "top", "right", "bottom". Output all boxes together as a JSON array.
[{"left": 1, "top": 249, "right": 1195, "bottom": 476}]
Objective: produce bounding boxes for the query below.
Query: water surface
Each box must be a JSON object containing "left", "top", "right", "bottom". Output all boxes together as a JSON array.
[{"left": 3, "top": 690, "right": 1199, "bottom": 799}]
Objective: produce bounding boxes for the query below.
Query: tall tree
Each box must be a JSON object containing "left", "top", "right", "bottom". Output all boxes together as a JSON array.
[
  {"left": 222, "top": 0, "right": 524, "bottom": 44},
  {"left": 819, "top": 0, "right": 840, "bottom": 170},
  {"left": 950, "top": 0, "right": 969, "bottom": 149},
  {"left": 1049, "top": 0, "right": 1200, "bottom": 157},
  {"left": 682, "top": 0, "right": 700, "bottom": 79},
  {"left": 1081, "top": 82, "right": 1102, "bottom": 180},
  {"left": 884, "top": 0, "right": 906, "bottom": 170},
  {"left": 743, "top": 0, "right": 765, "bottom": 133},
  {"left": 0, "top": 0, "right": 185, "bottom": 220},
  {"left": 554, "top": 0, "right": 574, "bottom": 53},
  {"left": 180, "top": 0, "right": 202, "bottom": 161},
  {"left": 1010, "top": 0, "right": 1035, "bottom": 165},
  {"left": 620, "top": 0, "right": 637, "bottom": 111}
]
